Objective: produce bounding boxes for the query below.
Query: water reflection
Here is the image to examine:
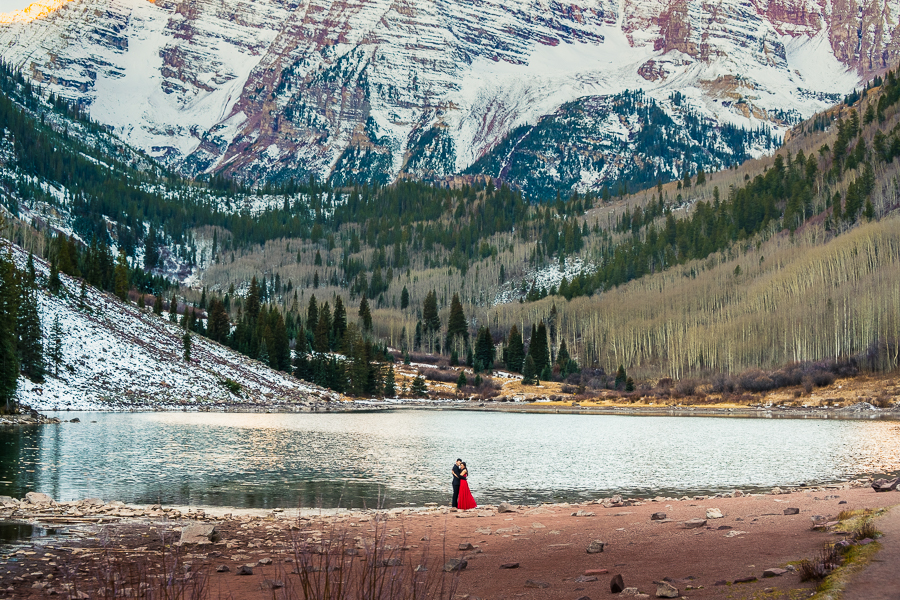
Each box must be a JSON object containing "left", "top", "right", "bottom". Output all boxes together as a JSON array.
[{"left": 0, "top": 412, "right": 898, "bottom": 509}]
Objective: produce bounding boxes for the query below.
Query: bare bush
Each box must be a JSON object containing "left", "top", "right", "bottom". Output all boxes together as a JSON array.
[
  {"left": 674, "top": 378, "right": 699, "bottom": 396},
  {"left": 419, "top": 368, "right": 460, "bottom": 383}
]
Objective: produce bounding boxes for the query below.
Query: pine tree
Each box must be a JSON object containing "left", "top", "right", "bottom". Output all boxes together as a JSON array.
[
  {"left": 183, "top": 331, "right": 192, "bottom": 362},
  {"left": 169, "top": 293, "right": 178, "bottom": 322},
  {"left": 457, "top": 370, "right": 467, "bottom": 389},
  {"left": 26, "top": 253, "right": 35, "bottom": 285},
  {"left": 314, "top": 302, "right": 332, "bottom": 352},
  {"left": 332, "top": 296, "right": 347, "bottom": 345},
  {"left": 78, "top": 279, "right": 86, "bottom": 308},
  {"left": 446, "top": 292, "right": 468, "bottom": 350},
  {"left": 245, "top": 277, "right": 261, "bottom": 323},
  {"left": 153, "top": 293, "right": 163, "bottom": 315},
  {"left": 411, "top": 375, "right": 428, "bottom": 396},
  {"left": 0, "top": 251, "right": 20, "bottom": 411},
  {"left": 257, "top": 338, "right": 269, "bottom": 365},
  {"left": 114, "top": 251, "right": 129, "bottom": 301},
  {"left": 144, "top": 226, "right": 159, "bottom": 270},
  {"left": 358, "top": 297, "right": 372, "bottom": 332},
  {"left": 556, "top": 339, "right": 570, "bottom": 368},
  {"left": 207, "top": 299, "right": 230, "bottom": 343},
  {"left": 384, "top": 365, "right": 397, "bottom": 397},
  {"left": 615, "top": 365, "right": 627, "bottom": 389},
  {"left": 138, "top": 294, "right": 145, "bottom": 309},
  {"left": 48, "top": 314, "right": 63, "bottom": 377},
  {"left": 271, "top": 310, "right": 291, "bottom": 371},
  {"left": 504, "top": 324, "right": 525, "bottom": 372},
  {"left": 422, "top": 290, "right": 440, "bottom": 333},
  {"left": 526, "top": 322, "right": 550, "bottom": 374},
  {"left": 521, "top": 355, "right": 537, "bottom": 385},
  {"left": 306, "top": 294, "right": 318, "bottom": 332},
  {"left": 16, "top": 289, "right": 44, "bottom": 382},
  {"left": 48, "top": 260, "right": 61, "bottom": 294},
  {"left": 400, "top": 286, "right": 409, "bottom": 309},
  {"left": 473, "top": 326, "right": 494, "bottom": 371}
]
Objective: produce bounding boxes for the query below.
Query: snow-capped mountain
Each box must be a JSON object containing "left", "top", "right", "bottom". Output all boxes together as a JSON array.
[{"left": 0, "top": 0, "right": 885, "bottom": 194}]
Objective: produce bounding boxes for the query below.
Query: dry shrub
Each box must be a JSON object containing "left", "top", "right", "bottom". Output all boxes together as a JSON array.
[
  {"left": 853, "top": 519, "right": 878, "bottom": 541},
  {"left": 798, "top": 544, "right": 841, "bottom": 582},
  {"left": 290, "top": 515, "right": 461, "bottom": 600},
  {"left": 419, "top": 368, "right": 459, "bottom": 383},
  {"left": 656, "top": 378, "right": 673, "bottom": 390},
  {"left": 674, "top": 378, "right": 699, "bottom": 396}
]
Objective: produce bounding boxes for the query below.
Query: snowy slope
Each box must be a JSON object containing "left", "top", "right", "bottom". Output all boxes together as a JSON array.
[
  {"left": 0, "top": 0, "right": 886, "bottom": 189},
  {"left": 3, "top": 240, "right": 338, "bottom": 412}
]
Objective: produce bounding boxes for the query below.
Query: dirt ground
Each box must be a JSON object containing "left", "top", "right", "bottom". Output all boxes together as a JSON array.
[{"left": 1, "top": 485, "right": 898, "bottom": 600}]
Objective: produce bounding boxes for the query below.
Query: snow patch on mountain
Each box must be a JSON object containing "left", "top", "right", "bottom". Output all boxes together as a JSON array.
[{"left": 494, "top": 257, "right": 597, "bottom": 305}]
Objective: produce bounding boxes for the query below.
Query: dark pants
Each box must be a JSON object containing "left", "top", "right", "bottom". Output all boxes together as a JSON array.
[{"left": 452, "top": 479, "right": 460, "bottom": 508}]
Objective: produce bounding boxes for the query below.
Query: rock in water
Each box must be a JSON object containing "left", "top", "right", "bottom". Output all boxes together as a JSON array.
[
  {"left": 611, "top": 573, "right": 625, "bottom": 593},
  {"left": 179, "top": 524, "right": 219, "bottom": 545},
  {"left": 706, "top": 508, "right": 723, "bottom": 519},
  {"left": 655, "top": 580, "right": 679, "bottom": 597},
  {"left": 24, "top": 492, "right": 53, "bottom": 504},
  {"left": 587, "top": 540, "right": 606, "bottom": 553},
  {"left": 443, "top": 558, "right": 467, "bottom": 572}
]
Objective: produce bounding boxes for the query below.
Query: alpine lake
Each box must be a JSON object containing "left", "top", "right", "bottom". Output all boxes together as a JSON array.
[{"left": 1, "top": 410, "right": 899, "bottom": 510}]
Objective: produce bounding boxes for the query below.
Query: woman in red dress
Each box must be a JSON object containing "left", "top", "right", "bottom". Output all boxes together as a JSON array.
[{"left": 457, "top": 462, "right": 477, "bottom": 510}]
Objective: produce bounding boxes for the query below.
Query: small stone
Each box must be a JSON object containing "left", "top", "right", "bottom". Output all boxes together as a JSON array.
[
  {"left": 524, "top": 579, "right": 550, "bottom": 589},
  {"left": 575, "top": 575, "right": 599, "bottom": 582},
  {"left": 706, "top": 508, "right": 723, "bottom": 519},
  {"left": 585, "top": 569, "right": 609, "bottom": 575},
  {"left": 216, "top": 565, "right": 230, "bottom": 573},
  {"left": 575, "top": 597, "right": 592, "bottom": 600},
  {"left": 257, "top": 557, "right": 273, "bottom": 566},
  {"left": 381, "top": 558, "right": 402, "bottom": 566},
  {"left": 714, "top": 580, "right": 728, "bottom": 586},
  {"left": 762, "top": 568, "right": 788, "bottom": 578},
  {"left": 236, "top": 565, "right": 253, "bottom": 576},
  {"left": 500, "top": 563, "right": 519, "bottom": 569},
  {"left": 263, "top": 579, "right": 284, "bottom": 590},
  {"left": 620, "top": 589, "right": 642, "bottom": 597},
  {"left": 610, "top": 573, "right": 625, "bottom": 593},
  {"left": 650, "top": 512, "right": 667, "bottom": 520},
  {"left": 655, "top": 580, "right": 679, "bottom": 598},
  {"left": 734, "top": 576, "right": 758, "bottom": 584},
  {"left": 443, "top": 558, "right": 467, "bottom": 572},
  {"left": 458, "top": 543, "right": 475, "bottom": 551},
  {"left": 498, "top": 502, "right": 516, "bottom": 513},
  {"left": 586, "top": 540, "right": 606, "bottom": 553},
  {"left": 683, "top": 519, "right": 707, "bottom": 529},
  {"left": 783, "top": 508, "right": 800, "bottom": 515},
  {"left": 572, "top": 510, "right": 596, "bottom": 517}
]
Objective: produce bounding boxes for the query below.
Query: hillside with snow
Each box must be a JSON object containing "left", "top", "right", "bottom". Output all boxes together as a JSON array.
[
  {"left": 0, "top": 0, "right": 881, "bottom": 196},
  {"left": 3, "top": 240, "right": 338, "bottom": 412}
]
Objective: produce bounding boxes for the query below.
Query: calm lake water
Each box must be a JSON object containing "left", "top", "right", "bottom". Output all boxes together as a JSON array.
[{"left": 1, "top": 410, "right": 899, "bottom": 509}]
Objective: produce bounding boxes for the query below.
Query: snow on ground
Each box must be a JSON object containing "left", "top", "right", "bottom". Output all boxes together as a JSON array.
[
  {"left": 493, "top": 257, "right": 596, "bottom": 305},
  {"left": 4, "top": 241, "right": 338, "bottom": 412}
]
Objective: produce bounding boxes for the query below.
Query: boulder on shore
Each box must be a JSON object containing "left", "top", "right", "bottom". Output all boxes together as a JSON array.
[{"left": 24, "top": 492, "right": 53, "bottom": 504}]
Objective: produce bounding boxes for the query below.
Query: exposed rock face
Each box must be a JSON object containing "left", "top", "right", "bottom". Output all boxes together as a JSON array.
[{"left": 0, "top": 0, "right": 888, "bottom": 192}]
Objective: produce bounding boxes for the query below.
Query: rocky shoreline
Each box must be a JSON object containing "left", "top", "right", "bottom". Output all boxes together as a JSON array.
[{"left": 1, "top": 482, "right": 898, "bottom": 600}]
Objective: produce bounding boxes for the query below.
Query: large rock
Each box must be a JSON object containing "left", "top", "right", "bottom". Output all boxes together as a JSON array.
[
  {"left": 24, "top": 492, "right": 53, "bottom": 504},
  {"left": 611, "top": 573, "right": 625, "bottom": 593},
  {"left": 586, "top": 540, "right": 606, "bottom": 553},
  {"left": 650, "top": 512, "right": 667, "bottom": 520},
  {"left": 683, "top": 518, "right": 707, "bottom": 529},
  {"left": 498, "top": 502, "right": 516, "bottom": 513},
  {"left": 179, "top": 524, "right": 219, "bottom": 545},
  {"left": 655, "top": 581, "right": 679, "bottom": 597},
  {"left": 706, "top": 508, "right": 723, "bottom": 519},
  {"left": 763, "top": 568, "right": 788, "bottom": 577},
  {"left": 783, "top": 507, "right": 800, "bottom": 515},
  {"left": 443, "top": 558, "right": 467, "bottom": 572},
  {"left": 872, "top": 477, "right": 900, "bottom": 492}
]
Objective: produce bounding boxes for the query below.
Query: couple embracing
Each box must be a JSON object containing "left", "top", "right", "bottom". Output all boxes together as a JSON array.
[{"left": 451, "top": 458, "right": 477, "bottom": 510}]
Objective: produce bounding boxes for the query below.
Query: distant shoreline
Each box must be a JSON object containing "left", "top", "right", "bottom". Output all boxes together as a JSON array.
[{"left": 4, "top": 399, "right": 900, "bottom": 422}]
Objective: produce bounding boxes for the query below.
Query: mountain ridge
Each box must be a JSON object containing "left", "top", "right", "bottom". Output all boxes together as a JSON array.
[{"left": 0, "top": 0, "right": 879, "bottom": 196}]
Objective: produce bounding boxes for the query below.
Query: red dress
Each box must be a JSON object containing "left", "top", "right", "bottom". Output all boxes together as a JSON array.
[{"left": 457, "top": 476, "right": 477, "bottom": 510}]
